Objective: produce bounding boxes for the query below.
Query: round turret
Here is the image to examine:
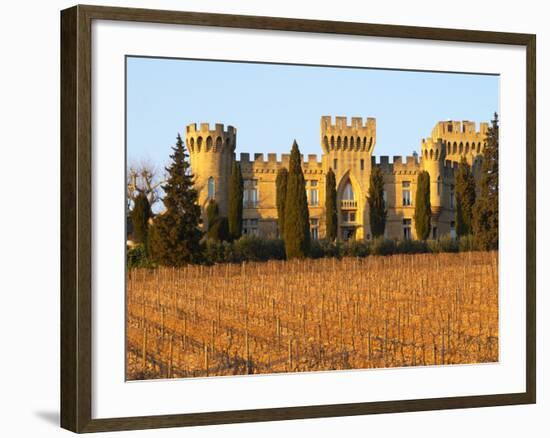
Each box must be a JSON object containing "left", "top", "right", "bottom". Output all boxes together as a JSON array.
[
  {"left": 421, "top": 137, "right": 445, "bottom": 216},
  {"left": 186, "top": 123, "right": 236, "bottom": 221}
]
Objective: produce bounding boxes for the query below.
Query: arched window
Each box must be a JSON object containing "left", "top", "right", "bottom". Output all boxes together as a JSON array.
[
  {"left": 323, "top": 136, "right": 329, "bottom": 150},
  {"left": 337, "top": 136, "right": 342, "bottom": 149},
  {"left": 215, "top": 136, "right": 222, "bottom": 149},
  {"left": 206, "top": 136, "right": 213, "bottom": 150},
  {"left": 342, "top": 181, "right": 354, "bottom": 200},
  {"left": 330, "top": 136, "right": 335, "bottom": 149},
  {"left": 207, "top": 177, "right": 215, "bottom": 200}
]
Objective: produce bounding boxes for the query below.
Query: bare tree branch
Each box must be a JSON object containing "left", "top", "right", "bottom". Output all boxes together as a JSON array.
[{"left": 127, "top": 158, "right": 166, "bottom": 211}]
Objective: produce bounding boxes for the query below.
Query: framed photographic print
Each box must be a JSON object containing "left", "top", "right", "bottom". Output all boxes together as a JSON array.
[{"left": 60, "top": 4, "right": 536, "bottom": 433}]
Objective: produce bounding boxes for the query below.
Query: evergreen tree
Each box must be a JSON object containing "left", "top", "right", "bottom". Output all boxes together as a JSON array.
[
  {"left": 455, "top": 157, "right": 476, "bottom": 237},
  {"left": 325, "top": 168, "right": 338, "bottom": 242},
  {"left": 206, "top": 199, "right": 219, "bottom": 230},
  {"left": 283, "top": 141, "right": 310, "bottom": 258},
  {"left": 206, "top": 199, "right": 229, "bottom": 242},
  {"left": 473, "top": 113, "right": 499, "bottom": 250},
  {"left": 209, "top": 217, "right": 229, "bottom": 242},
  {"left": 275, "top": 167, "right": 288, "bottom": 238},
  {"left": 367, "top": 165, "right": 387, "bottom": 238},
  {"left": 414, "top": 171, "right": 431, "bottom": 240},
  {"left": 149, "top": 134, "right": 203, "bottom": 266},
  {"left": 228, "top": 161, "right": 243, "bottom": 240},
  {"left": 130, "top": 191, "right": 151, "bottom": 245}
]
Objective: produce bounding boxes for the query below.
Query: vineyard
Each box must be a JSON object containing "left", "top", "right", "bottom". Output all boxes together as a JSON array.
[{"left": 126, "top": 251, "right": 498, "bottom": 380}]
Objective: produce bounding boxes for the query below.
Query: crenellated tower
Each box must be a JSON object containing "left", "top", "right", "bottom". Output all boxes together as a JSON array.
[
  {"left": 420, "top": 137, "right": 445, "bottom": 217},
  {"left": 320, "top": 116, "right": 376, "bottom": 240},
  {"left": 186, "top": 123, "right": 236, "bottom": 222},
  {"left": 430, "top": 120, "right": 488, "bottom": 166}
]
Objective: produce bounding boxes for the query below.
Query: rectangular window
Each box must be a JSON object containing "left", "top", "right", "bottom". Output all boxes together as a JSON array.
[
  {"left": 242, "top": 218, "right": 259, "bottom": 236},
  {"left": 308, "top": 180, "right": 319, "bottom": 206},
  {"left": 360, "top": 159, "right": 364, "bottom": 171},
  {"left": 207, "top": 177, "right": 215, "bottom": 200},
  {"left": 403, "top": 218, "right": 412, "bottom": 240},
  {"left": 432, "top": 227, "right": 438, "bottom": 239},
  {"left": 402, "top": 181, "right": 412, "bottom": 206},
  {"left": 243, "top": 179, "right": 258, "bottom": 208},
  {"left": 450, "top": 220, "right": 456, "bottom": 239},
  {"left": 341, "top": 211, "right": 357, "bottom": 223},
  {"left": 310, "top": 218, "right": 319, "bottom": 240},
  {"left": 333, "top": 159, "right": 338, "bottom": 170}
]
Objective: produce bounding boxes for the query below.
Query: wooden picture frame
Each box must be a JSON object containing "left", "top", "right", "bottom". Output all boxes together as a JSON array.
[{"left": 60, "top": 4, "right": 536, "bottom": 433}]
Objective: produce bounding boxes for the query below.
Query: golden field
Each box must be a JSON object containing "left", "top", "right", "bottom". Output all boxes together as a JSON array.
[{"left": 126, "top": 251, "right": 498, "bottom": 380}]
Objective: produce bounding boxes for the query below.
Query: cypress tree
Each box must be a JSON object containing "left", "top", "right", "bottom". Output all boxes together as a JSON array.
[
  {"left": 228, "top": 161, "right": 243, "bottom": 240},
  {"left": 206, "top": 199, "right": 219, "bottom": 230},
  {"left": 206, "top": 199, "right": 229, "bottom": 242},
  {"left": 275, "top": 167, "right": 288, "bottom": 238},
  {"left": 131, "top": 191, "right": 151, "bottom": 245},
  {"left": 414, "top": 171, "right": 431, "bottom": 240},
  {"left": 367, "top": 165, "right": 387, "bottom": 238},
  {"left": 149, "top": 134, "right": 203, "bottom": 266},
  {"left": 209, "top": 217, "right": 230, "bottom": 242},
  {"left": 325, "top": 168, "right": 337, "bottom": 242},
  {"left": 455, "top": 157, "right": 476, "bottom": 237},
  {"left": 283, "top": 141, "right": 310, "bottom": 258},
  {"left": 473, "top": 113, "right": 499, "bottom": 250}
]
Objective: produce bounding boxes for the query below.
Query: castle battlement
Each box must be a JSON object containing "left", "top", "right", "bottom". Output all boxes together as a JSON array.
[
  {"left": 186, "top": 122, "right": 236, "bottom": 154},
  {"left": 320, "top": 116, "right": 376, "bottom": 154},
  {"left": 237, "top": 152, "right": 323, "bottom": 172},
  {"left": 186, "top": 122, "right": 236, "bottom": 136},
  {"left": 431, "top": 120, "right": 488, "bottom": 139},
  {"left": 371, "top": 155, "right": 421, "bottom": 173},
  {"left": 421, "top": 137, "right": 446, "bottom": 162}
]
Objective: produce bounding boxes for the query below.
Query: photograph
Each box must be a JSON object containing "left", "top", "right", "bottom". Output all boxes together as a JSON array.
[{"left": 125, "top": 57, "right": 500, "bottom": 381}]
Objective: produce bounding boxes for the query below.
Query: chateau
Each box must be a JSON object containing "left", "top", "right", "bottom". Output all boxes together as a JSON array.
[{"left": 186, "top": 116, "right": 488, "bottom": 241}]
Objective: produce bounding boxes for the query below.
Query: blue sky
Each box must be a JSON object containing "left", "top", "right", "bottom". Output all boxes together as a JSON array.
[{"left": 127, "top": 57, "right": 498, "bottom": 168}]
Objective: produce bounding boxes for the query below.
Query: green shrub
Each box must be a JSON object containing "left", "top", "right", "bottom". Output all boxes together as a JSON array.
[
  {"left": 428, "top": 234, "right": 458, "bottom": 253},
  {"left": 127, "top": 244, "right": 154, "bottom": 268},
  {"left": 397, "top": 239, "right": 429, "bottom": 254},
  {"left": 341, "top": 240, "right": 370, "bottom": 257},
  {"left": 202, "top": 236, "right": 286, "bottom": 264},
  {"left": 309, "top": 239, "right": 341, "bottom": 259},
  {"left": 234, "top": 236, "right": 285, "bottom": 262},
  {"left": 203, "top": 239, "right": 227, "bottom": 264},
  {"left": 309, "top": 240, "right": 325, "bottom": 259},
  {"left": 371, "top": 237, "right": 397, "bottom": 256},
  {"left": 458, "top": 234, "right": 478, "bottom": 252}
]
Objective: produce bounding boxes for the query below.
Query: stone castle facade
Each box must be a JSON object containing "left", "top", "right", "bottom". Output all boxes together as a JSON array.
[{"left": 186, "top": 116, "right": 488, "bottom": 241}]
